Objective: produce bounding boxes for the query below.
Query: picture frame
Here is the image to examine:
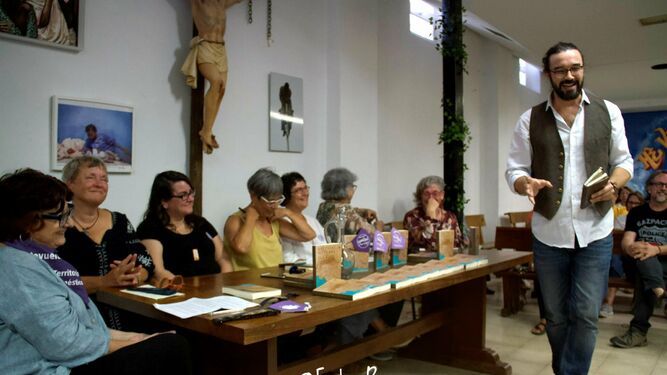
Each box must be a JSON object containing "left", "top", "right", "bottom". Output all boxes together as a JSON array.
[
  {"left": 51, "top": 96, "right": 133, "bottom": 173},
  {"left": 623, "top": 109, "right": 667, "bottom": 195},
  {"left": 0, "top": 0, "right": 84, "bottom": 51},
  {"left": 269, "top": 72, "right": 304, "bottom": 153}
]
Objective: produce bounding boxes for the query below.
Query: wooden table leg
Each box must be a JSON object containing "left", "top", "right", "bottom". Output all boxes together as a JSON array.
[{"left": 401, "top": 277, "right": 511, "bottom": 375}]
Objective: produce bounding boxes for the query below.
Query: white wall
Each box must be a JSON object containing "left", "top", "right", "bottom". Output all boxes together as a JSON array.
[
  {"left": 0, "top": 0, "right": 192, "bottom": 225},
  {"left": 377, "top": 0, "right": 443, "bottom": 222},
  {"left": 2, "top": 1, "right": 655, "bottom": 243}
]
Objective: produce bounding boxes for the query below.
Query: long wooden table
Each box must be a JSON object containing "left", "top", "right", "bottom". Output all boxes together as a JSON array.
[{"left": 97, "top": 250, "right": 532, "bottom": 375}]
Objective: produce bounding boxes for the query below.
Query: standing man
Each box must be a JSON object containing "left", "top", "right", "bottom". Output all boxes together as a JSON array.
[
  {"left": 506, "top": 42, "right": 633, "bottom": 374},
  {"left": 181, "top": 0, "right": 243, "bottom": 154},
  {"left": 610, "top": 170, "right": 667, "bottom": 348}
]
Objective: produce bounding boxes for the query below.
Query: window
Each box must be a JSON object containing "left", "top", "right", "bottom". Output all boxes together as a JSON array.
[
  {"left": 519, "top": 58, "right": 541, "bottom": 94},
  {"left": 409, "top": 0, "right": 436, "bottom": 41}
]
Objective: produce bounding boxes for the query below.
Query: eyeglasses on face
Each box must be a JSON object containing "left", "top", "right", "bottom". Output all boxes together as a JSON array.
[
  {"left": 422, "top": 190, "right": 444, "bottom": 198},
  {"left": 550, "top": 65, "right": 583, "bottom": 77},
  {"left": 291, "top": 185, "right": 310, "bottom": 195},
  {"left": 261, "top": 195, "right": 285, "bottom": 206},
  {"left": 171, "top": 190, "right": 196, "bottom": 201},
  {"left": 42, "top": 202, "right": 74, "bottom": 228},
  {"left": 349, "top": 184, "right": 358, "bottom": 191},
  {"left": 649, "top": 182, "right": 667, "bottom": 189}
]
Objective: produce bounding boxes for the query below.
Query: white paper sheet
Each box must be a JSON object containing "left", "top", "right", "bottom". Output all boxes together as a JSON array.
[{"left": 153, "top": 296, "right": 259, "bottom": 319}]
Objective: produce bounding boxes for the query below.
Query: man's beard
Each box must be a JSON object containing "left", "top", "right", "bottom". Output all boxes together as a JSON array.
[{"left": 551, "top": 77, "right": 583, "bottom": 101}]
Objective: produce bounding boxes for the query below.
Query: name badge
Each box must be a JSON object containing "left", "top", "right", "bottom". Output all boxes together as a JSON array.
[{"left": 192, "top": 249, "right": 200, "bottom": 261}]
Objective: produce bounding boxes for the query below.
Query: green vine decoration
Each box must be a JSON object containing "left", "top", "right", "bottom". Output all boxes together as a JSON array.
[
  {"left": 430, "top": 7, "right": 468, "bottom": 74},
  {"left": 432, "top": 4, "right": 471, "bottom": 215}
]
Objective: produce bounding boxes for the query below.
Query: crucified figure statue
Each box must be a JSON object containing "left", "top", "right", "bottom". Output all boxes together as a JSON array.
[{"left": 181, "top": 0, "right": 243, "bottom": 154}]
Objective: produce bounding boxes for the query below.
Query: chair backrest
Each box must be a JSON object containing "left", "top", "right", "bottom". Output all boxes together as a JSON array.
[
  {"left": 494, "top": 226, "right": 532, "bottom": 252},
  {"left": 505, "top": 211, "right": 532, "bottom": 228},
  {"left": 464, "top": 214, "right": 486, "bottom": 244}
]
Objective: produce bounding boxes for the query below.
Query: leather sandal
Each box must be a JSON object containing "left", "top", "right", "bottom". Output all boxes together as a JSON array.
[{"left": 531, "top": 321, "right": 546, "bottom": 335}]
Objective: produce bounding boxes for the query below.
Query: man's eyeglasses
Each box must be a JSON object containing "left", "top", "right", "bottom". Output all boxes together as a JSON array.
[
  {"left": 291, "top": 185, "right": 310, "bottom": 195},
  {"left": 550, "top": 65, "right": 583, "bottom": 77},
  {"left": 172, "top": 190, "right": 196, "bottom": 201},
  {"left": 42, "top": 203, "right": 73, "bottom": 228},
  {"left": 649, "top": 182, "right": 667, "bottom": 189},
  {"left": 261, "top": 195, "right": 285, "bottom": 206}
]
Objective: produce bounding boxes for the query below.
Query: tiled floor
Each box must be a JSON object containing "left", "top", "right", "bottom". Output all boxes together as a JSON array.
[{"left": 357, "top": 279, "right": 667, "bottom": 375}]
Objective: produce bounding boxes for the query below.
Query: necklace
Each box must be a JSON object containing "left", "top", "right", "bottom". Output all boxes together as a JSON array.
[{"left": 72, "top": 209, "right": 100, "bottom": 235}]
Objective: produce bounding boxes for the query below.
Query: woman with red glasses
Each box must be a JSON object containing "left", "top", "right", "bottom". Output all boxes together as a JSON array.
[{"left": 403, "top": 175, "right": 465, "bottom": 253}]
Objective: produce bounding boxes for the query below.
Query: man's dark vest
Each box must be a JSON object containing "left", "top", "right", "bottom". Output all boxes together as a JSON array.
[{"left": 529, "top": 94, "right": 612, "bottom": 219}]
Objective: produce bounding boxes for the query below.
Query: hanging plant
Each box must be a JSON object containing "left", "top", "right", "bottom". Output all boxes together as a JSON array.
[{"left": 431, "top": 4, "right": 471, "bottom": 215}]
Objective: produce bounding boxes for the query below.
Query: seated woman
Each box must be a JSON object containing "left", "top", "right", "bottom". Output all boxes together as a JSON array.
[
  {"left": 315, "top": 168, "right": 402, "bottom": 356},
  {"left": 403, "top": 175, "right": 464, "bottom": 253},
  {"left": 57, "top": 156, "right": 154, "bottom": 330},
  {"left": 280, "top": 172, "right": 326, "bottom": 265},
  {"left": 316, "top": 167, "right": 383, "bottom": 239},
  {"left": 223, "top": 168, "right": 315, "bottom": 271},
  {"left": 138, "top": 171, "right": 229, "bottom": 281},
  {"left": 0, "top": 168, "right": 191, "bottom": 374}
]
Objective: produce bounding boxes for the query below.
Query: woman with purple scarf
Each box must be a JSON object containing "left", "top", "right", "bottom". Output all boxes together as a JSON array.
[{"left": 0, "top": 169, "right": 192, "bottom": 375}]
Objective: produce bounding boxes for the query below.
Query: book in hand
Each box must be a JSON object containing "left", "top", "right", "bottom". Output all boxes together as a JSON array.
[
  {"left": 222, "top": 283, "right": 282, "bottom": 300},
  {"left": 581, "top": 167, "right": 609, "bottom": 209}
]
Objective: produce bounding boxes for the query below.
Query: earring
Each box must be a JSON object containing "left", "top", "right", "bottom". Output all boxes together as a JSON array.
[{"left": 19, "top": 233, "right": 29, "bottom": 241}]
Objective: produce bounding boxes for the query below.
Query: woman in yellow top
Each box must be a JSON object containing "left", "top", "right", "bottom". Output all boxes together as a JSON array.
[{"left": 223, "top": 168, "right": 315, "bottom": 270}]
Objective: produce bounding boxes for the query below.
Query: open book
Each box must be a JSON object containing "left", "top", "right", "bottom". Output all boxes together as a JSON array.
[{"left": 581, "top": 167, "right": 609, "bottom": 209}]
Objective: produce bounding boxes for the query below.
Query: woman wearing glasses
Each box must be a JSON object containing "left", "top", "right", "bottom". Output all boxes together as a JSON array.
[
  {"left": 223, "top": 168, "right": 315, "bottom": 271},
  {"left": 403, "top": 175, "right": 464, "bottom": 253},
  {"left": 57, "top": 156, "right": 154, "bottom": 330},
  {"left": 316, "top": 167, "right": 384, "bottom": 238},
  {"left": 138, "top": 171, "right": 229, "bottom": 282},
  {"left": 280, "top": 172, "right": 327, "bottom": 265},
  {"left": 0, "top": 169, "right": 192, "bottom": 374}
]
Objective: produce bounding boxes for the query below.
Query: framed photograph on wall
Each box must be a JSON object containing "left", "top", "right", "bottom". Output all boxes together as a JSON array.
[
  {"left": 0, "top": 0, "right": 84, "bottom": 51},
  {"left": 623, "top": 109, "right": 667, "bottom": 194},
  {"left": 51, "top": 96, "right": 133, "bottom": 173},
  {"left": 269, "top": 72, "right": 304, "bottom": 153}
]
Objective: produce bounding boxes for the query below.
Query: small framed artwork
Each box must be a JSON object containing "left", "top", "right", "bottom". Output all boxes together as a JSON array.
[
  {"left": 269, "top": 72, "right": 304, "bottom": 153},
  {"left": 51, "top": 96, "right": 133, "bottom": 173},
  {"left": 0, "top": 0, "right": 84, "bottom": 51}
]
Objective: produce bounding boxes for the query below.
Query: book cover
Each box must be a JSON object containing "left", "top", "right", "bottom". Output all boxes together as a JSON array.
[
  {"left": 313, "top": 243, "right": 342, "bottom": 287},
  {"left": 581, "top": 167, "right": 609, "bottom": 209},
  {"left": 313, "top": 278, "right": 391, "bottom": 300},
  {"left": 222, "top": 283, "right": 282, "bottom": 300},
  {"left": 346, "top": 234, "right": 369, "bottom": 273},
  {"left": 438, "top": 229, "right": 455, "bottom": 258},
  {"left": 391, "top": 229, "right": 408, "bottom": 266}
]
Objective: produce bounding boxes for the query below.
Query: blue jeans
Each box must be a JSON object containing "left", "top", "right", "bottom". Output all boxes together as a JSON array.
[{"left": 533, "top": 234, "right": 612, "bottom": 375}]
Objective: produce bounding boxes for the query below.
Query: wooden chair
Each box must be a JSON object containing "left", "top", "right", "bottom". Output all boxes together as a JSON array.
[
  {"left": 504, "top": 211, "right": 532, "bottom": 227},
  {"left": 464, "top": 214, "right": 493, "bottom": 248}
]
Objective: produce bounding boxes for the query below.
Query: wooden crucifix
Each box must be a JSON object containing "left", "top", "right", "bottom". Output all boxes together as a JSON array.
[{"left": 182, "top": 0, "right": 243, "bottom": 213}]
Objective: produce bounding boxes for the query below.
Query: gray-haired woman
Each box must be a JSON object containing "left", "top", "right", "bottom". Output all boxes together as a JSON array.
[
  {"left": 316, "top": 167, "right": 384, "bottom": 236},
  {"left": 223, "top": 168, "right": 315, "bottom": 270},
  {"left": 403, "top": 175, "right": 464, "bottom": 253}
]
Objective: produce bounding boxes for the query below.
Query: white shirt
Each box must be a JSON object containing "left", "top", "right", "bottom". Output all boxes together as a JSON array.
[
  {"left": 505, "top": 90, "right": 633, "bottom": 248},
  {"left": 281, "top": 214, "right": 326, "bottom": 266}
]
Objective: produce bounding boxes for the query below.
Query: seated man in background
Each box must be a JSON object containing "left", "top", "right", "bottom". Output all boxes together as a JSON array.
[
  {"left": 403, "top": 175, "right": 465, "bottom": 253},
  {"left": 223, "top": 168, "right": 315, "bottom": 270},
  {"left": 280, "top": 172, "right": 326, "bottom": 265},
  {"left": 610, "top": 170, "right": 667, "bottom": 348}
]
